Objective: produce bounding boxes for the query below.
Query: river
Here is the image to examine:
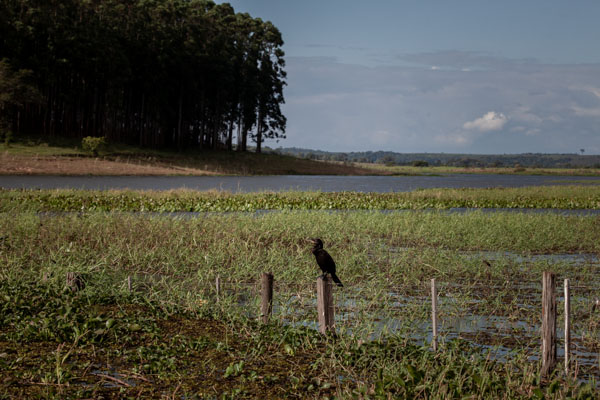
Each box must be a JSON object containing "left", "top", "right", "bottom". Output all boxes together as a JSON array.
[{"left": 0, "top": 173, "right": 598, "bottom": 192}]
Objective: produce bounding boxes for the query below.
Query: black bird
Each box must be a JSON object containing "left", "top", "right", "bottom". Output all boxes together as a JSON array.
[{"left": 309, "top": 238, "right": 343, "bottom": 287}]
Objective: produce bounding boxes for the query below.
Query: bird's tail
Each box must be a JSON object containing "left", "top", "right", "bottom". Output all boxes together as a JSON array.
[{"left": 331, "top": 273, "right": 344, "bottom": 287}]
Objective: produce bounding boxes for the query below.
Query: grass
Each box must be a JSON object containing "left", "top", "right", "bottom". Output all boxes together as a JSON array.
[
  {"left": 2, "top": 185, "right": 600, "bottom": 212},
  {"left": 0, "top": 138, "right": 386, "bottom": 176},
  {"left": 4, "top": 137, "right": 600, "bottom": 176},
  {"left": 1, "top": 209, "right": 600, "bottom": 398},
  {"left": 359, "top": 162, "right": 600, "bottom": 177}
]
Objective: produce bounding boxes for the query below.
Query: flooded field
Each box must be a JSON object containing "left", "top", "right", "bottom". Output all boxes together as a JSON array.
[
  {"left": 2, "top": 206, "right": 600, "bottom": 396},
  {"left": 129, "top": 247, "right": 600, "bottom": 384}
]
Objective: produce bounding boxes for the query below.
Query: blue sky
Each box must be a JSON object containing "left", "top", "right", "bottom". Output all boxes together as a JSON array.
[{"left": 219, "top": 1, "right": 600, "bottom": 154}]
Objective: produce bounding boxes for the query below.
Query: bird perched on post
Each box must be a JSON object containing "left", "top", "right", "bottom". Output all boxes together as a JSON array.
[{"left": 309, "top": 238, "right": 343, "bottom": 287}]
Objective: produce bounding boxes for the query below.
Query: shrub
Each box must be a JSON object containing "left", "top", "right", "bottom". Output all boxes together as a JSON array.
[
  {"left": 377, "top": 155, "right": 396, "bottom": 166},
  {"left": 81, "top": 136, "right": 107, "bottom": 156},
  {"left": 411, "top": 160, "right": 429, "bottom": 167},
  {"left": 1, "top": 129, "right": 13, "bottom": 146}
]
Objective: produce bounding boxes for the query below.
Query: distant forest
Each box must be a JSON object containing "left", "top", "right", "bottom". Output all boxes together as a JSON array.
[
  {"left": 0, "top": 0, "right": 286, "bottom": 152},
  {"left": 275, "top": 148, "right": 600, "bottom": 169}
]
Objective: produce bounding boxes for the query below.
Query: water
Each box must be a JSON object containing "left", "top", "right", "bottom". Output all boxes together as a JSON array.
[
  {"left": 126, "top": 270, "right": 600, "bottom": 383},
  {"left": 89, "top": 368, "right": 137, "bottom": 388},
  {"left": 1, "top": 173, "right": 599, "bottom": 192},
  {"left": 8, "top": 172, "right": 599, "bottom": 383}
]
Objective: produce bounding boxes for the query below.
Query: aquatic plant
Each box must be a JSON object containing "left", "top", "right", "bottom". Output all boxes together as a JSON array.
[
  {"left": 1, "top": 210, "right": 599, "bottom": 397},
  {"left": 2, "top": 185, "right": 600, "bottom": 212}
]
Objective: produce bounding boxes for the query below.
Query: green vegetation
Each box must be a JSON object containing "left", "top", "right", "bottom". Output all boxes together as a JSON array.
[
  {"left": 280, "top": 147, "right": 600, "bottom": 169},
  {"left": 1, "top": 0, "right": 285, "bottom": 152},
  {"left": 1, "top": 210, "right": 598, "bottom": 397},
  {"left": 5, "top": 139, "right": 600, "bottom": 176},
  {"left": 0, "top": 137, "right": 385, "bottom": 176},
  {"left": 0, "top": 60, "right": 40, "bottom": 145},
  {"left": 81, "top": 136, "right": 107, "bottom": 157},
  {"left": 2, "top": 185, "right": 600, "bottom": 213},
  {"left": 359, "top": 163, "right": 600, "bottom": 176},
  {"left": 0, "top": 137, "right": 86, "bottom": 156}
]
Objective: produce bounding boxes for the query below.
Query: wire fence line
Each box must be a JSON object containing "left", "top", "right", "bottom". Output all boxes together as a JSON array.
[{"left": 57, "top": 268, "right": 600, "bottom": 382}]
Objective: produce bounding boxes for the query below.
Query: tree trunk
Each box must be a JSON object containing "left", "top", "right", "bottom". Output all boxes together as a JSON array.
[
  {"left": 236, "top": 113, "right": 242, "bottom": 151},
  {"left": 177, "top": 87, "right": 183, "bottom": 151},
  {"left": 227, "top": 119, "right": 233, "bottom": 151},
  {"left": 241, "top": 124, "right": 247, "bottom": 152},
  {"left": 139, "top": 93, "right": 145, "bottom": 147},
  {"left": 256, "top": 118, "right": 262, "bottom": 153}
]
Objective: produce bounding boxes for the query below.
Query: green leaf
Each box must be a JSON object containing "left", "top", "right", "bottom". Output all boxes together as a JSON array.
[
  {"left": 284, "top": 343, "right": 295, "bottom": 356},
  {"left": 532, "top": 388, "right": 544, "bottom": 399}
]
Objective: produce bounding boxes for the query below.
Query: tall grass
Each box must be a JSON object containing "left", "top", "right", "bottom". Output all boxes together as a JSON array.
[{"left": 1, "top": 210, "right": 599, "bottom": 397}]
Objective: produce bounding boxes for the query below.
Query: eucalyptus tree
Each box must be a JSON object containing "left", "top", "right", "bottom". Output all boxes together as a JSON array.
[
  {"left": 0, "top": 0, "right": 287, "bottom": 152},
  {"left": 0, "top": 59, "right": 40, "bottom": 140},
  {"left": 252, "top": 20, "right": 286, "bottom": 153}
]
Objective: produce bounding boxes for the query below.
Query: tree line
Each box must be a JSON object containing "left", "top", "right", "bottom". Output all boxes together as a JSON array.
[
  {"left": 0, "top": 0, "right": 286, "bottom": 152},
  {"left": 276, "top": 148, "right": 600, "bottom": 168}
]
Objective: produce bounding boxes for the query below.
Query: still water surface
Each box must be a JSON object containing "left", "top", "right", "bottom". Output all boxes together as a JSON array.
[{"left": 1, "top": 174, "right": 598, "bottom": 192}]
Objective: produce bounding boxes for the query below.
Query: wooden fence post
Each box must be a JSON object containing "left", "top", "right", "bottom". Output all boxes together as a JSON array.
[
  {"left": 261, "top": 272, "right": 274, "bottom": 323},
  {"left": 541, "top": 271, "right": 557, "bottom": 379},
  {"left": 66, "top": 272, "right": 84, "bottom": 292},
  {"left": 564, "top": 278, "right": 570, "bottom": 376},
  {"left": 317, "top": 275, "right": 335, "bottom": 334},
  {"left": 431, "top": 278, "right": 438, "bottom": 351}
]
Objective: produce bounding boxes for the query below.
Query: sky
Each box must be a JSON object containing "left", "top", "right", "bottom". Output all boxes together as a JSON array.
[{"left": 219, "top": 1, "right": 600, "bottom": 154}]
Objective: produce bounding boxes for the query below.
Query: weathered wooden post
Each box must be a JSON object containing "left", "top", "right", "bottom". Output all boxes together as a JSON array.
[
  {"left": 564, "top": 278, "right": 570, "bottom": 376},
  {"left": 261, "top": 272, "right": 274, "bottom": 323},
  {"left": 66, "top": 272, "right": 85, "bottom": 292},
  {"left": 317, "top": 275, "right": 335, "bottom": 334},
  {"left": 431, "top": 278, "right": 438, "bottom": 352},
  {"left": 541, "top": 271, "right": 557, "bottom": 379}
]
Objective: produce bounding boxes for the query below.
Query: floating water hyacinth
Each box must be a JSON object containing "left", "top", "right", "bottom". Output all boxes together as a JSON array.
[{"left": 2, "top": 185, "right": 600, "bottom": 212}]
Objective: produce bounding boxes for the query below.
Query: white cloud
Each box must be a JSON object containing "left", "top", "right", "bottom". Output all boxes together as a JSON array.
[
  {"left": 463, "top": 111, "right": 508, "bottom": 132},
  {"left": 569, "top": 85, "right": 600, "bottom": 99},
  {"left": 398, "top": 50, "right": 529, "bottom": 71},
  {"left": 543, "top": 115, "right": 562, "bottom": 123},
  {"left": 572, "top": 106, "right": 600, "bottom": 117},
  {"left": 283, "top": 54, "right": 600, "bottom": 153},
  {"left": 511, "top": 107, "right": 543, "bottom": 125}
]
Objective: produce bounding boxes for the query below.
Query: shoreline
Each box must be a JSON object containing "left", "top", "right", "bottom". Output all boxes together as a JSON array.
[{"left": 3, "top": 148, "right": 600, "bottom": 177}]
